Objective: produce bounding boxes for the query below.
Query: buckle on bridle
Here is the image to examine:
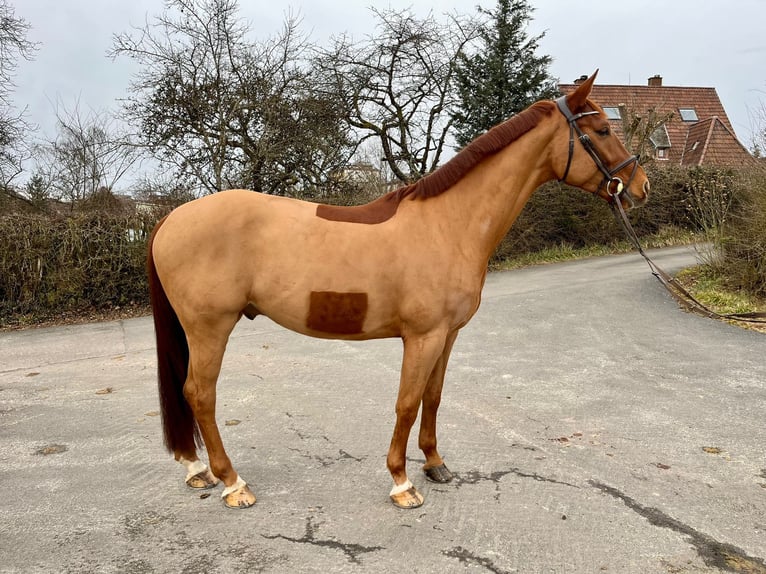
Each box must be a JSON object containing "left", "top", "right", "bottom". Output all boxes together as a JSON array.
[
  {"left": 605, "top": 154, "right": 640, "bottom": 208},
  {"left": 606, "top": 176, "right": 634, "bottom": 209}
]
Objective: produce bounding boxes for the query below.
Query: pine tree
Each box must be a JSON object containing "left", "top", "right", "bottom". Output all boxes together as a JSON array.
[{"left": 452, "top": 0, "right": 558, "bottom": 147}]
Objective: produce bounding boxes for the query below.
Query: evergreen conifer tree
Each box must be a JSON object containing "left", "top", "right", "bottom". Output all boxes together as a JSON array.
[{"left": 452, "top": 0, "right": 558, "bottom": 147}]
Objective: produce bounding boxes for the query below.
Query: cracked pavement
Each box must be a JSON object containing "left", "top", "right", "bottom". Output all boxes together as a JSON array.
[{"left": 1, "top": 246, "right": 765, "bottom": 573}]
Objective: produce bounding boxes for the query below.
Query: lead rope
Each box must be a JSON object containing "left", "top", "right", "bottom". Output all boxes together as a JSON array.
[{"left": 609, "top": 198, "right": 766, "bottom": 324}]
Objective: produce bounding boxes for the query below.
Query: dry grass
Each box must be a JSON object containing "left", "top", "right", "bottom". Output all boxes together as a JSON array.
[{"left": 675, "top": 265, "right": 766, "bottom": 334}]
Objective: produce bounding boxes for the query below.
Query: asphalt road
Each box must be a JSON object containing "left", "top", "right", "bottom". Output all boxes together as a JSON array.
[{"left": 1, "top": 246, "right": 764, "bottom": 574}]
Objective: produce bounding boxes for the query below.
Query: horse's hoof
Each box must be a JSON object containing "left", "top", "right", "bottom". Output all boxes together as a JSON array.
[
  {"left": 222, "top": 476, "right": 256, "bottom": 509},
  {"left": 223, "top": 484, "right": 256, "bottom": 509},
  {"left": 389, "top": 481, "right": 424, "bottom": 509},
  {"left": 185, "top": 468, "right": 219, "bottom": 490},
  {"left": 424, "top": 463, "right": 453, "bottom": 484}
]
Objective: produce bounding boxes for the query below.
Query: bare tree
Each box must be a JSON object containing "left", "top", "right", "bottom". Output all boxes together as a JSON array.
[
  {"left": 0, "top": 0, "right": 37, "bottom": 191},
  {"left": 36, "top": 100, "right": 140, "bottom": 207},
  {"left": 618, "top": 101, "right": 674, "bottom": 164},
  {"left": 111, "top": 0, "right": 353, "bottom": 197},
  {"left": 318, "top": 8, "right": 479, "bottom": 183}
]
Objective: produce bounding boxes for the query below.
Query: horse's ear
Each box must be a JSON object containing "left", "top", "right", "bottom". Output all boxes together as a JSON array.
[{"left": 566, "top": 70, "right": 599, "bottom": 112}]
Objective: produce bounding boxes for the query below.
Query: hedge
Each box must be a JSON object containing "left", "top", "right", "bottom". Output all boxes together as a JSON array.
[{"left": 0, "top": 210, "right": 159, "bottom": 325}]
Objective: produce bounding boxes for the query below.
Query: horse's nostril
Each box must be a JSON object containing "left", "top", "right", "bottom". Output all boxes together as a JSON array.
[{"left": 643, "top": 180, "right": 651, "bottom": 195}]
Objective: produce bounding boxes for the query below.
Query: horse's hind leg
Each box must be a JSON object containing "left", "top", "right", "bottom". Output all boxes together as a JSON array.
[
  {"left": 419, "top": 330, "right": 458, "bottom": 484},
  {"left": 177, "top": 454, "right": 219, "bottom": 490},
  {"left": 183, "top": 314, "right": 256, "bottom": 509}
]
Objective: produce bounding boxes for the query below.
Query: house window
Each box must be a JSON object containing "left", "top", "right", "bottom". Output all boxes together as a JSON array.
[
  {"left": 603, "top": 107, "right": 621, "bottom": 120},
  {"left": 656, "top": 148, "right": 668, "bottom": 160},
  {"left": 679, "top": 108, "right": 698, "bottom": 121}
]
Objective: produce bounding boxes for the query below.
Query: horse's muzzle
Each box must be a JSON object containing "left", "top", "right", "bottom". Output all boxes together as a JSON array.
[{"left": 629, "top": 179, "right": 651, "bottom": 208}]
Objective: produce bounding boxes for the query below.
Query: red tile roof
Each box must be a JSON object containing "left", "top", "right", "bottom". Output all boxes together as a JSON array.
[
  {"left": 559, "top": 80, "right": 755, "bottom": 168},
  {"left": 681, "top": 116, "right": 757, "bottom": 167}
]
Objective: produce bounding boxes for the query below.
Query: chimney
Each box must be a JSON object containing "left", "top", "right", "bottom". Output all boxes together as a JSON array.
[
  {"left": 648, "top": 74, "right": 663, "bottom": 87},
  {"left": 573, "top": 74, "right": 588, "bottom": 85}
]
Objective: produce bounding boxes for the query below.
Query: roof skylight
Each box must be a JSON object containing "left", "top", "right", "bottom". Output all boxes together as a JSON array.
[{"left": 679, "top": 108, "right": 698, "bottom": 121}]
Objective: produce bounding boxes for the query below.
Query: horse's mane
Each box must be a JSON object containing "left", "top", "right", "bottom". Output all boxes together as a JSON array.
[
  {"left": 315, "top": 100, "right": 555, "bottom": 224},
  {"left": 396, "top": 100, "right": 555, "bottom": 201}
]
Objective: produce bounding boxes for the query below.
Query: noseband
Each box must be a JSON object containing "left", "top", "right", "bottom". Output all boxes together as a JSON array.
[{"left": 556, "top": 96, "right": 640, "bottom": 207}]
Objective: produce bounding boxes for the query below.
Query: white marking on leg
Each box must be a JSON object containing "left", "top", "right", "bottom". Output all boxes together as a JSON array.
[
  {"left": 221, "top": 475, "right": 247, "bottom": 498},
  {"left": 179, "top": 457, "right": 208, "bottom": 482},
  {"left": 389, "top": 480, "right": 414, "bottom": 497}
]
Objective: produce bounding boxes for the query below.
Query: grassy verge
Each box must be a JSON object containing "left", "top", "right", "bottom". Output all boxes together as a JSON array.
[
  {"left": 675, "top": 266, "right": 764, "bottom": 315},
  {"left": 674, "top": 265, "right": 766, "bottom": 333}
]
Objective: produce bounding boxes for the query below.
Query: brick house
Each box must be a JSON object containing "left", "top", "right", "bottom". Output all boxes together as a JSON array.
[{"left": 559, "top": 75, "right": 757, "bottom": 168}]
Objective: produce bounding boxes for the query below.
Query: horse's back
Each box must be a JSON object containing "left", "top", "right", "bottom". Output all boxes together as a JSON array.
[
  {"left": 150, "top": 190, "right": 405, "bottom": 338},
  {"left": 154, "top": 189, "right": 318, "bottom": 255}
]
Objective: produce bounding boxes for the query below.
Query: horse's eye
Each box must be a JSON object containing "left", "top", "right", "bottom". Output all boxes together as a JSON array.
[{"left": 596, "top": 127, "right": 610, "bottom": 137}]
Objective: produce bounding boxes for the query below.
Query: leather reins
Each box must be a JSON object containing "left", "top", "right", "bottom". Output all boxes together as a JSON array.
[{"left": 556, "top": 96, "right": 766, "bottom": 324}]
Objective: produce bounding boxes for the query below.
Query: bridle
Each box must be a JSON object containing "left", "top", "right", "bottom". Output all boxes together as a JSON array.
[{"left": 555, "top": 95, "right": 640, "bottom": 208}]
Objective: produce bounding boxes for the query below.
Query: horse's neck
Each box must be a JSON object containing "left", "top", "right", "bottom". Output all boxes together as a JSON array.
[{"left": 433, "top": 130, "right": 557, "bottom": 264}]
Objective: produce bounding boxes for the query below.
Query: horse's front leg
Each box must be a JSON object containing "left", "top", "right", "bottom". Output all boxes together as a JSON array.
[
  {"left": 418, "top": 330, "right": 458, "bottom": 484},
  {"left": 387, "top": 329, "right": 448, "bottom": 509},
  {"left": 183, "top": 320, "right": 256, "bottom": 509}
]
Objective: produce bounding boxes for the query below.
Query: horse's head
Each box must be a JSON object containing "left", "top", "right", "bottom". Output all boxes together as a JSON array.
[{"left": 553, "top": 70, "right": 650, "bottom": 209}]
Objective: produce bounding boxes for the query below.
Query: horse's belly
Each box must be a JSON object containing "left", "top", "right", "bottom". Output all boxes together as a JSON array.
[{"left": 249, "top": 278, "right": 402, "bottom": 341}]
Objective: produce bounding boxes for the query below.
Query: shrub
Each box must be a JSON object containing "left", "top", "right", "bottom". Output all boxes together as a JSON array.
[{"left": 718, "top": 168, "right": 766, "bottom": 297}]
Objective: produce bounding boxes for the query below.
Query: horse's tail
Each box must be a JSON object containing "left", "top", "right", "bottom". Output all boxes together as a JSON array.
[{"left": 147, "top": 216, "right": 201, "bottom": 454}]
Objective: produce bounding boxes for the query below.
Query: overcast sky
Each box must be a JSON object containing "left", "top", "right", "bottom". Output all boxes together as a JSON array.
[{"left": 12, "top": 0, "right": 766, "bottom": 151}]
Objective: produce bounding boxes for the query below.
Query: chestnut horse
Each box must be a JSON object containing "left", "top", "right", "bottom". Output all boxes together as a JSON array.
[{"left": 147, "top": 71, "right": 649, "bottom": 509}]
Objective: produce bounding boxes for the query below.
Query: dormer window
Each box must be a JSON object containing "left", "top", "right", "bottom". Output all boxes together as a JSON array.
[
  {"left": 649, "top": 124, "right": 670, "bottom": 160},
  {"left": 603, "top": 107, "right": 621, "bottom": 120},
  {"left": 679, "top": 108, "right": 698, "bottom": 121}
]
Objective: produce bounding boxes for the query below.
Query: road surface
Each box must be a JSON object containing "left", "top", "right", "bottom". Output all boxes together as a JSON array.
[{"left": 1, "top": 246, "right": 764, "bottom": 573}]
